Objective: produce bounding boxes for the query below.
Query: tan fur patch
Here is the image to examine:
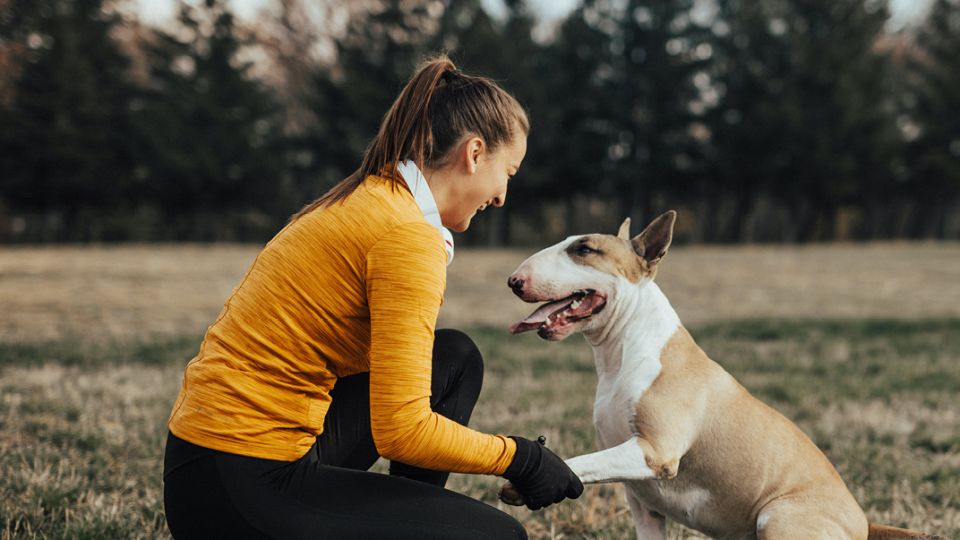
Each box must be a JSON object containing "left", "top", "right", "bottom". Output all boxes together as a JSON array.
[
  {"left": 565, "top": 234, "right": 647, "bottom": 283},
  {"left": 628, "top": 327, "right": 870, "bottom": 538}
]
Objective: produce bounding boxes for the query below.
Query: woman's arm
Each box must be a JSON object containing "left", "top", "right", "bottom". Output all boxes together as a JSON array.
[{"left": 365, "top": 221, "right": 516, "bottom": 475}]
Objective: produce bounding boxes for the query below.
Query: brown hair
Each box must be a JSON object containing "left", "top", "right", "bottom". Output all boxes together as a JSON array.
[{"left": 292, "top": 54, "right": 529, "bottom": 219}]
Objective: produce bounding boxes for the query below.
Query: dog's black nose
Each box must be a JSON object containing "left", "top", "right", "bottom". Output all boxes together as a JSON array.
[{"left": 508, "top": 276, "right": 524, "bottom": 294}]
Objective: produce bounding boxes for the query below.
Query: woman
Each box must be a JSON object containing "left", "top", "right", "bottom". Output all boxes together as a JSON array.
[{"left": 163, "top": 55, "right": 583, "bottom": 539}]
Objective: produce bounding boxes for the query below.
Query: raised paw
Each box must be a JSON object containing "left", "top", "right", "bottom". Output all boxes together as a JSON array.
[{"left": 498, "top": 481, "right": 525, "bottom": 506}]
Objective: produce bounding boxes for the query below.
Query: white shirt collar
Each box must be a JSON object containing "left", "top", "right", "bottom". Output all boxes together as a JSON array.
[{"left": 397, "top": 160, "right": 455, "bottom": 265}]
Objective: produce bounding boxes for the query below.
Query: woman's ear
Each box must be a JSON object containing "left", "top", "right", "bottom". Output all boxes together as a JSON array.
[{"left": 464, "top": 136, "right": 485, "bottom": 174}]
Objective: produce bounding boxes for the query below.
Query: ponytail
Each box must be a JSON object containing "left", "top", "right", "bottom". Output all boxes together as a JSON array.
[{"left": 292, "top": 54, "right": 529, "bottom": 219}]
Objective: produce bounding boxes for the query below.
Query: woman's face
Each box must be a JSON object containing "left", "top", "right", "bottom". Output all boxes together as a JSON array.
[{"left": 442, "top": 135, "right": 527, "bottom": 232}]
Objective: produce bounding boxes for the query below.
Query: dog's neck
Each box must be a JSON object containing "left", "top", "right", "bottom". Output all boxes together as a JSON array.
[{"left": 584, "top": 279, "right": 681, "bottom": 377}]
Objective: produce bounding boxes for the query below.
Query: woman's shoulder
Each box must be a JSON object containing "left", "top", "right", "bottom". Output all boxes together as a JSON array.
[
  {"left": 282, "top": 177, "right": 441, "bottom": 258},
  {"left": 348, "top": 175, "right": 424, "bottom": 223}
]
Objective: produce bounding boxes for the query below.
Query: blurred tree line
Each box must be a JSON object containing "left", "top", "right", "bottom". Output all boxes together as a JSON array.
[{"left": 0, "top": 0, "right": 958, "bottom": 244}]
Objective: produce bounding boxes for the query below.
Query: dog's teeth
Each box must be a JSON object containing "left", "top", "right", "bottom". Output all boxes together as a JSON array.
[{"left": 571, "top": 299, "right": 581, "bottom": 309}]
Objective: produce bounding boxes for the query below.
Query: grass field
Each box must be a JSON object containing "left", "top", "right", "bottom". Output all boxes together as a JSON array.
[{"left": 1, "top": 244, "right": 959, "bottom": 539}]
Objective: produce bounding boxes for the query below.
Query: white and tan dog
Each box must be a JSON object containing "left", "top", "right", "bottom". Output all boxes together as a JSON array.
[{"left": 500, "top": 211, "right": 942, "bottom": 540}]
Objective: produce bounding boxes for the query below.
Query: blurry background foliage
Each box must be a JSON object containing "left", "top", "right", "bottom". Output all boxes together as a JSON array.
[{"left": 1, "top": 0, "right": 959, "bottom": 245}]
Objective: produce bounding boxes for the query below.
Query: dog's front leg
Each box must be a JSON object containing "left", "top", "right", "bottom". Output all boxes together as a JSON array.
[
  {"left": 626, "top": 489, "right": 667, "bottom": 540},
  {"left": 566, "top": 437, "right": 672, "bottom": 484}
]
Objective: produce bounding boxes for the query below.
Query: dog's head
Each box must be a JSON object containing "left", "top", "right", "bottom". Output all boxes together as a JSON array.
[{"left": 507, "top": 210, "right": 676, "bottom": 341}]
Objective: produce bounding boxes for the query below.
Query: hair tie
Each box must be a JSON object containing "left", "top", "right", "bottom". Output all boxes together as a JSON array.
[{"left": 441, "top": 68, "right": 462, "bottom": 83}]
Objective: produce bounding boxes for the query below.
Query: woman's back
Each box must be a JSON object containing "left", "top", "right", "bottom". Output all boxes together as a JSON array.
[{"left": 168, "top": 175, "right": 448, "bottom": 461}]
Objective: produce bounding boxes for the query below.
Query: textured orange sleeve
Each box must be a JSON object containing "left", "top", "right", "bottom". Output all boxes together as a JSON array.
[{"left": 366, "top": 222, "right": 516, "bottom": 475}]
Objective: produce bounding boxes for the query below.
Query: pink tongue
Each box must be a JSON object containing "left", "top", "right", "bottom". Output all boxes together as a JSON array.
[{"left": 509, "top": 298, "right": 574, "bottom": 334}]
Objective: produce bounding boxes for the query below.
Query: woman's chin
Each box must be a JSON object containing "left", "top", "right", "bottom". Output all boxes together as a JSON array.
[{"left": 449, "top": 214, "right": 473, "bottom": 233}]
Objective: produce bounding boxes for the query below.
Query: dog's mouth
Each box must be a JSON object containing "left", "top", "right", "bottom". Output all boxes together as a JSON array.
[{"left": 509, "top": 289, "right": 607, "bottom": 337}]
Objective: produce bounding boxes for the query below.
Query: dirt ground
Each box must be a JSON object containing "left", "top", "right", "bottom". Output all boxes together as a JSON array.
[{"left": 2, "top": 242, "right": 959, "bottom": 343}]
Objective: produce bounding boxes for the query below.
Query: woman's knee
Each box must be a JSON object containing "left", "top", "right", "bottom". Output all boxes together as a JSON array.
[
  {"left": 433, "top": 328, "right": 484, "bottom": 380},
  {"left": 494, "top": 513, "right": 528, "bottom": 539}
]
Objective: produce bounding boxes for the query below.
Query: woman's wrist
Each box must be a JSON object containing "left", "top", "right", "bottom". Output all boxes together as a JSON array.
[{"left": 503, "top": 435, "right": 541, "bottom": 480}]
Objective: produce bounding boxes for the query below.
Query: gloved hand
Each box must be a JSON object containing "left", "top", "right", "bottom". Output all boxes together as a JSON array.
[{"left": 500, "top": 435, "right": 583, "bottom": 510}]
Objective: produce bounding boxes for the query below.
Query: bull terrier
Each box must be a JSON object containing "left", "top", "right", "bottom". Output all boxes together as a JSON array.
[{"left": 500, "top": 211, "right": 943, "bottom": 540}]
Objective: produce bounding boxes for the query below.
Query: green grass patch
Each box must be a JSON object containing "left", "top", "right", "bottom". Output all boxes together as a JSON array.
[{"left": 0, "top": 334, "right": 202, "bottom": 369}]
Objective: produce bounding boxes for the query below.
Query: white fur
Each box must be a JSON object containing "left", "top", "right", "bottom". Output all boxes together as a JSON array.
[
  {"left": 588, "top": 279, "right": 680, "bottom": 442},
  {"left": 636, "top": 482, "right": 712, "bottom": 525},
  {"left": 565, "top": 437, "right": 656, "bottom": 483},
  {"left": 756, "top": 512, "right": 771, "bottom": 532},
  {"left": 511, "top": 236, "right": 688, "bottom": 540},
  {"left": 517, "top": 236, "right": 614, "bottom": 303}
]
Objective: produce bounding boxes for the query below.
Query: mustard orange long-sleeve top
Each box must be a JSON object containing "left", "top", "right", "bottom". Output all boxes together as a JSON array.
[{"left": 167, "top": 173, "right": 517, "bottom": 474}]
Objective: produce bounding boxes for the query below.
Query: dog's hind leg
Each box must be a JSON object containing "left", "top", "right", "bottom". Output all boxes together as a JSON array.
[
  {"left": 625, "top": 488, "right": 666, "bottom": 540},
  {"left": 757, "top": 505, "right": 866, "bottom": 540},
  {"left": 565, "top": 437, "right": 660, "bottom": 484}
]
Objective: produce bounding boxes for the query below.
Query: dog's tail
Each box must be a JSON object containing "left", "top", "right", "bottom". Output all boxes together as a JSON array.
[{"left": 868, "top": 523, "right": 945, "bottom": 540}]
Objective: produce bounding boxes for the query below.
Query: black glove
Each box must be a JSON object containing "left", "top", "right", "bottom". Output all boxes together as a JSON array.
[{"left": 502, "top": 435, "right": 584, "bottom": 510}]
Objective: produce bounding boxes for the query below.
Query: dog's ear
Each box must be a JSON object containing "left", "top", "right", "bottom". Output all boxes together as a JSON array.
[
  {"left": 632, "top": 210, "right": 676, "bottom": 266},
  {"left": 617, "top": 218, "right": 631, "bottom": 240}
]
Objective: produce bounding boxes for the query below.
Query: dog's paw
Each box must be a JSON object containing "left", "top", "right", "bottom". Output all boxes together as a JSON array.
[{"left": 498, "top": 481, "right": 525, "bottom": 506}]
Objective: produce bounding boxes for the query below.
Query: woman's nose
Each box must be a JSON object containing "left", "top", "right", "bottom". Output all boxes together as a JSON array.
[{"left": 493, "top": 193, "right": 506, "bottom": 207}]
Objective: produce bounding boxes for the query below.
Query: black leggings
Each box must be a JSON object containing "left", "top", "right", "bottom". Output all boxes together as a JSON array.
[{"left": 163, "top": 329, "right": 527, "bottom": 539}]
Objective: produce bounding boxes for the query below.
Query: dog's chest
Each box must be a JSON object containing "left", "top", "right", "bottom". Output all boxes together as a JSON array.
[
  {"left": 592, "top": 377, "right": 632, "bottom": 447},
  {"left": 592, "top": 352, "right": 662, "bottom": 449}
]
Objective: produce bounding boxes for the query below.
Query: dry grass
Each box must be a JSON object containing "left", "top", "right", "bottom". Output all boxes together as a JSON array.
[
  {"left": 1, "top": 245, "right": 959, "bottom": 539},
  {"left": 1, "top": 243, "right": 959, "bottom": 343},
  {"left": 1, "top": 363, "right": 172, "bottom": 539},
  {"left": 0, "top": 245, "right": 254, "bottom": 344},
  {"left": 1, "top": 320, "right": 957, "bottom": 539}
]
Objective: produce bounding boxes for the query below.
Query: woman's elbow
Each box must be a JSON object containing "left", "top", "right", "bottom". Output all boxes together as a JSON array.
[{"left": 370, "top": 421, "right": 417, "bottom": 462}]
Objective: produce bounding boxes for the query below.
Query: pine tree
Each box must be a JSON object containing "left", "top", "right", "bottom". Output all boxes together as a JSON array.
[
  {"left": 134, "top": 0, "right": 285, "bottom": 240},
  {"left": 535, "top": 0, "right": 621, "bottom": 228},
  {"left": 488, "top": 0, "right": 549, "bottom": 244},
  {"left": 610, "top": 0, "right": 711, "bottom": 227},
  {"left": 707, "top": 0, "right": 898, "bottom": 241},
  {"left": 0, "top": 0, "right": 139, "bottom": 241},
  {"left": 704, "top": 0, "right": 792, "bottom": 241},
  {"left": 534, "top": 1, "right": 708, "bottom": 232},
  {"left": 902, "top": 0, "right": 960, "bottom": 237},
  {"left": 298, "top": 0, "right": 436, "bottom": 207}
]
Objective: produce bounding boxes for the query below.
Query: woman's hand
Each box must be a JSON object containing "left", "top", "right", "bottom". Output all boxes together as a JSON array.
[{"left": 500, "top": 436, "right": 583, "bottom": 510}]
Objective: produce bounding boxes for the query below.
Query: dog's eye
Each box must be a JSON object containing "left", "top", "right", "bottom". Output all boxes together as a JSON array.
[{"left": 577, "top": 245, "right": 595, "bottom": 255}]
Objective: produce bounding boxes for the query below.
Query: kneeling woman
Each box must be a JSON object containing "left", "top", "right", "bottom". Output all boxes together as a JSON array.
[{"left": 163, "top": 55, "right": 582, "bottom": 539}]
